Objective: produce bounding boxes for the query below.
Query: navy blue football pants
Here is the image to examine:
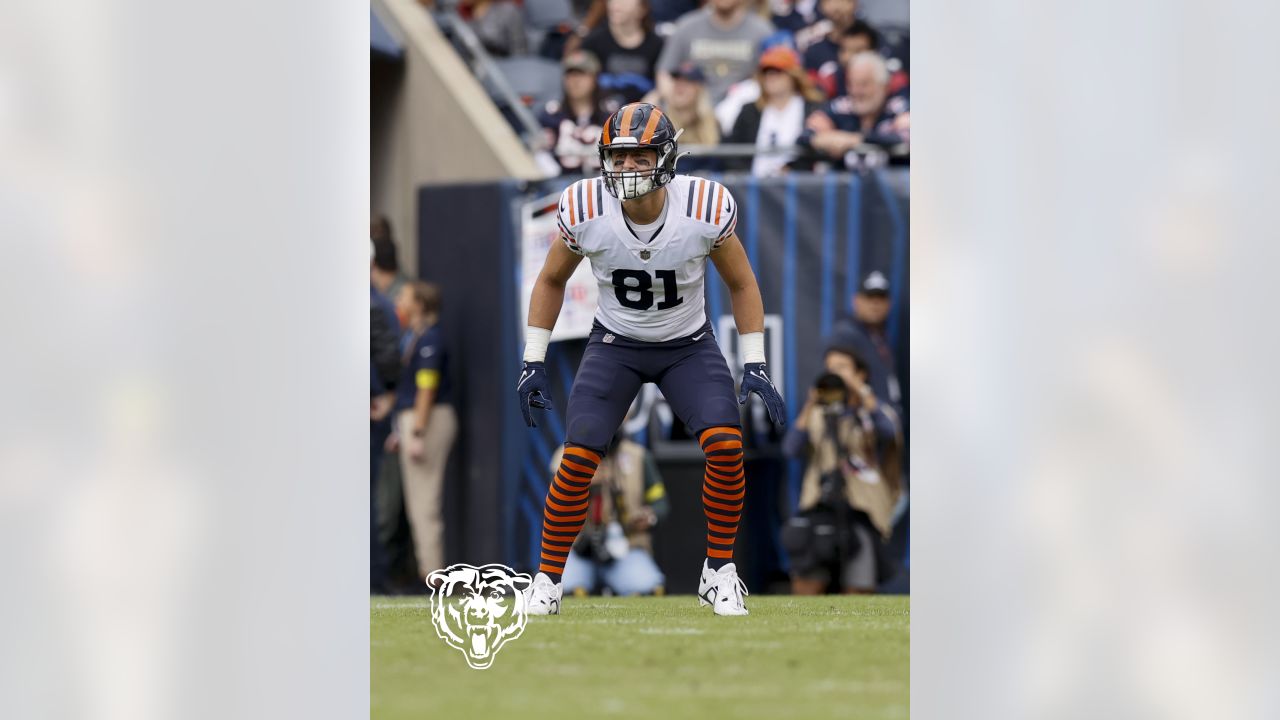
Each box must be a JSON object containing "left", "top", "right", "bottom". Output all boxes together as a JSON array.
[
  {"left": 565, "top": 320, "right": 741, "bottom": 451},
  {"left": 537, "top": 319, "right": 747, "bottom": 580}
]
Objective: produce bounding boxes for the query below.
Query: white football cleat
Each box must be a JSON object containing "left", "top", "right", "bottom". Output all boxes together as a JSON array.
[
  {"left": 524, "top": 572, "right": 563, "bottom": 615},
  {"left": 698, "top": 560, "right": 749, "bottom": 616}
]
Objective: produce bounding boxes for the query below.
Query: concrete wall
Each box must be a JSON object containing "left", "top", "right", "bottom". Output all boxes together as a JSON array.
[{"left": 370, "top": 0, "right": 540, "bottom": 275}]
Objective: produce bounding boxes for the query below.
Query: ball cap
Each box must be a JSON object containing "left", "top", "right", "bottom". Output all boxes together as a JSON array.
[
  {"left": 759, "top": 46, "right": 801, "bottom": 72},
  {"left": 860, "top": 270, "right": 890, "bottom": 294},
  {"left": 671, "top": 61, "right": 706, "bottom": 84},
  {"left": 562, "top": 50, "right": 601, "bottom": 75}
]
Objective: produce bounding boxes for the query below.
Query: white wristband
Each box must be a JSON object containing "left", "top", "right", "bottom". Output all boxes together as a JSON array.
[
  {"left": 523, "top": 327, "right": 551, "bottom": 363},
  {"left": 740, "top": 332, "right": 765, "bottom": 364}
]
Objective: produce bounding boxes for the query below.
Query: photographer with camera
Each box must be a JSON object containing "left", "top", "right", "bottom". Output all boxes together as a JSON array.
[
  {"left": 548, "top": 431, "right": 671, "bottom": 596},
  {"left": 781, "top": 346, "right": 903, "bottom": 594}
]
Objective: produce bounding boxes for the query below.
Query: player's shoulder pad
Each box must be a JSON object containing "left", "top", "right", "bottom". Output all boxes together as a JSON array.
[
  {"left": 557, "top": 177, "right": 609, "bottom": 254},
  {"left": 558, "top": 178, "right": 609, "bottom": 233},
  {"left": 677, "top": 176, "right": 737, "bottom": 249}
]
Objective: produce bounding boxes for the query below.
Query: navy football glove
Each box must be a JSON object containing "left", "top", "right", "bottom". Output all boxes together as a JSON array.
[
  {"left": 517, "top": 361, "right": 554, "bottom": 427},
  {"left": 737, "top": 362, "right": 787, "bottom": 428}
]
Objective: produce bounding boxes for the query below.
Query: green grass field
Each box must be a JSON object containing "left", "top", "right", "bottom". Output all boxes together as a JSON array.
[{"left": 372, "top": 595, "right": 909, "bottom": 719}]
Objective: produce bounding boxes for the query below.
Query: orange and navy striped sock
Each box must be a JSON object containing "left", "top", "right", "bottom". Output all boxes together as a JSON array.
[
  {"left": 538, "top": 444, "right": 602, "bottom": 582},
  {"left": 700, "top": 425, "right": 745, "bottom": 571}
]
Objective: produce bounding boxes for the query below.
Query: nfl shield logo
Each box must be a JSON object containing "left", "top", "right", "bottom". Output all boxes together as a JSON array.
[{"left": 640, "top": 250, "right": 650, "bottom": 260}]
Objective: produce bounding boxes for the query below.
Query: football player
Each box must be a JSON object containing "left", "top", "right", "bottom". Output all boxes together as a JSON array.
[{"left": 518, "top": 102, "right": 786, "bottom": 616}]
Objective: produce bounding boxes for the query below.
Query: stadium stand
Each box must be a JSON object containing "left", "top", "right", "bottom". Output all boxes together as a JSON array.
[
  {"left": 523, "top": 0, "right": 576, "bottom": 56},
  {"left": 371, "top": 0, "right": 539, "bottom": 274},
  {"left": 492, "top": 56, "right": 566, "bottom": 111}
]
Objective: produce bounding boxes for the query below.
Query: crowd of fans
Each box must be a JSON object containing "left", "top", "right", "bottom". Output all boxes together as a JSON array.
[{"left": 431, "top": 0, "right": 908, "bottom": 175}]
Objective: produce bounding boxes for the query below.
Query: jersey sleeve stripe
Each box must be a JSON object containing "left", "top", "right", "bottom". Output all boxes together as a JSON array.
[
  {"left": 567, "top": 187, "right": 576, "bottom": 227},
  {"left": 714, "top": 183, "right": 725, "bottom": 224},
  {"left": 576, "top": 181, "right": 585, "bottom": 223},
  {"left": 695, "top": 180, "right": 706, "bottom": 221},
  {"left": 685, "top": 179, "right": 697, "bottom": 217},
  {"left": 596, "top": 178, "right": 604, "bottom": 215},
  {"left": 703, "top": 182, "right": 716, "bottom": 222},
  {"left": 586, "top": 179, "right": 595, "bottom": 219},
  {"left": 719, "top": 206, "right": 737, "bottom": 238},
  {"left": 714, "top": 201, "right": 737, "bottom": 247}
]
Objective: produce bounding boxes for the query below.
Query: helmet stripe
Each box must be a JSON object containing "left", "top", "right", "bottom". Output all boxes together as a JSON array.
[
  {"left": 602, "top": 116, "right": 612, "bottom": 145},
  {"left": 617, "top": 104, "right": 638, "bottom": 137},
  {"left": 639, "top": 107, "right": 664, "bottom": 144}
]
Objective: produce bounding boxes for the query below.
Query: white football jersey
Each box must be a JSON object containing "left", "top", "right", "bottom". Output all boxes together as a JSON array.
[{"left": 557, "top": 175, "right": 738, "bottom": 342}]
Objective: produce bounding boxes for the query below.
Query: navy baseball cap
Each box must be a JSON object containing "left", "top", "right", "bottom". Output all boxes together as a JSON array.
[{"left": 671, "top": 61, "right": 706, "bottom": 84}]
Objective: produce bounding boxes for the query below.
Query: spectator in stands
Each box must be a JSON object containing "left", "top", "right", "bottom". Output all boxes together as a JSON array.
[
  {"left": 535, "top": 50, "right": 611, "bottom": 177},
  {"left": 724, "top": 46, "right": 826, "bottom": 175},
  {"left": 711, "top": 29, "right": 795, "bottom": 135},
  {"left": 836, "top": 18, "right": 879, "bottom": 66},
  {"left": 461, "top": 0, "right": 528, "bottom": 57},
  {"left": 818, "top": 19, "right": 879, "bottom": 98},
  {"left": 828, "top": 270, "right": 902, "bottom": 412},
  {"left": 797, "top": 0, "right": 872, "bottom": 98},
  {"left": 770, "top": 0, "right": 822, "bottom": 35},
  {"left": 832, "top": 20, "right": 910, "bottom": 98},
  {"left": 650, "top": 62, "right": 722, "bottom": 172},
  {"left": 581, "top": 0, "right": 665, "bottom": 109},
  {"left": 655, "top": 0, "right": 774, "bottom": 105},
  {"left": 782, "top": 346, "right": 902, "bottom": 594},
  {"left": 649, "top": 0, "right": 699, "bottom": 26},
  {"left": 552, "top": 431, "right": 670, "bottom": 596},
  {"left": 390, "top": 281, "right": 458, "bottom": 583},
  {"left": 802, "top": 51, "right": 908, "bottom": 166}
]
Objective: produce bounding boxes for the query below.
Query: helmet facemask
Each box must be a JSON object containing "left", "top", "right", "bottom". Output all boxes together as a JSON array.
[{"left": 600, "top": 129, "right": 683, "bottom": 200}]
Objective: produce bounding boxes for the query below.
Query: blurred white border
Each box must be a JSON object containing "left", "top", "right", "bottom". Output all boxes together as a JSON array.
[
  {"left": 0, "top": 3, "right": 368, "bottom": 719},
  {"left": 914, "top": 0, "right": 1280, "bottom": 717}
]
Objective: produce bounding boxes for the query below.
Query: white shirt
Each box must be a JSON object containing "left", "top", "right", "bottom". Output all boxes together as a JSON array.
[
  {"left": 557, "top": 175, "right": 738, "bottom": 342},
  {"left": 751, "top": 96, "right": 806, "bottom": 177}
]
